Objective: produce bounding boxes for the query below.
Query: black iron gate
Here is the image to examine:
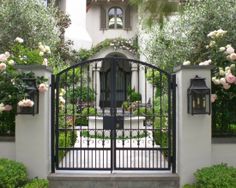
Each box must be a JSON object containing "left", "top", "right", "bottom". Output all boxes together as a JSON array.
[{"left": 51, "top": 58, "right": 176, "bottom": 172}]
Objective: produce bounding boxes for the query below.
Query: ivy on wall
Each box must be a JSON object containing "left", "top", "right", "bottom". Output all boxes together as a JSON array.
[{"left": 77, "top": 37, "right": 139, "bottom": 61}]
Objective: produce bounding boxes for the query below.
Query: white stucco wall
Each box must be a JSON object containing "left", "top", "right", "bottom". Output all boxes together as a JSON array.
[
  {"left": 64, "top": 0, "right": 92, "bottom": 50},
  {"left": 86, "top": 4, "right": 138, "bottom": 45},
  {"left": 0, "top": 141, "right": 16, "bottom": 160},
  {"left": 212, "top": 143, "right": 236, "bottom": 167}
]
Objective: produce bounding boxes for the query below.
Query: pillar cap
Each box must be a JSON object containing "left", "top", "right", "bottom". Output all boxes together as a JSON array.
[
  {"left": 15, "top": 65, "right": 52, "bottom": 73},
  {"left": 174, "top": 65, "right": 215, "bottom": 73}
]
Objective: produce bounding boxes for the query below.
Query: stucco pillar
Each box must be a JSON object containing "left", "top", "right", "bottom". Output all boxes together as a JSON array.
[
  {"left": 175, "top": 65, "right": 213, "bottom": 187},
  {"left": 15, "top": 65, "right": 51, "bottom": 179},
  {"left": 64, "top": 0, "right": 92, "bottom": 50},
  {"left": 131, "top": 65, "right": 138, "bottom": 91},
  {"left": 93, "top": 65, "right": 101, "bottom": 109}
]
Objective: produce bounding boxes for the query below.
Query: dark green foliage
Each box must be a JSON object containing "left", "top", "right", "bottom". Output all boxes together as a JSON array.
[
  {"left": 76, "top": 107, "right": 97, "bottom": 126},
  {"left": 133, "top": 107, "right": 153, "bottom": 121},
  {"left": 23, "top": 178, "right": 48, "bottom": 188},
  {"left": 68, "top": 86, "right": 95, "bottom": 104},
  {"left": 129, "top": 0, "right": 179, "bottom": 28},
  {"left": 58, "top": 131, "right": 77, "bottom": 161},
  {"left": 185, "top": 164, "right": 236, "bottom": 188},
  {"left": 0, "top": 158, "right": 28, "bottom": 188},
  {"left": 128, "top": 88, "right": 141, "bottom": 102}
]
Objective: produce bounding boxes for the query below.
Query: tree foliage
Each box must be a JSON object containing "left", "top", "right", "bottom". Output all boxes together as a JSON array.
[{"left": 129, "top": 0, "right": 179, "bottom": 28}]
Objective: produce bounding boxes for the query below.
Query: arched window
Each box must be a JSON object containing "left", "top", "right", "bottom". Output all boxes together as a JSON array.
[{"left": 108, "top": 7, "right": 123, "bottom": 29}]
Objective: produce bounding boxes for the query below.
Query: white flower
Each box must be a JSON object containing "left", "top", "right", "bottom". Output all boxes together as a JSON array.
[
  {"left": 0, "top": 63, "right": 7, "bottom": 71},
  {"left": 212, "top": 77, "right": 220, "bottom": 85},
  {"left": 223, "top": 83, "right": 231, "bottom": 90},
  {"left": 18, "top": 99, "right": 34, "bottom": 107},
  {"left": 4, "top": 51, "right": 10, "bottom": 58},
  {"left": 8, "top": 60, "right": 15, "bottom": 65},
  {"left": 219, "top": 69, "right": 225, "bottom": 76},
  {"left": 199, "top": 59, "right": 211, "bottom": 66},
  {"left": 15, "top": 37, "right": 24, "bottom": 43},
  {"left": 0, "top": 103, "right": 5, "bottom": 113},
  {"left": 183, "top": 61, "right": 191, "bottom": 66},
  {"left": 60, "top": 88, "right": 66, "bottom": 96},
  {"left": 230, "top": 64, "right": 235, "bottom": 70},
  {"left": 209, "top": 41, "right": 216, "bottom": 47},
  {"left": 59, "top": 96, "right": 65, "bottom": 104},
  {"left": 0, "top": 54, "right": 8, "bottom": 62},
  {"left": 39, "top": 51, "right": 44, "bottom": 56},
  {"left": 219, "top": 47, "right": 226, "bottom": 52},
  {"left": 220, "top": 78, "right": 226, "bottom": 85},
  {"left": 42, "top": 58, "right": 48, "bottom": 66},
  {"left": 225, "top": 45, "right": 235, "bottom": 54},
  {"left": 44, "top": 46, "right": 51, "bottom": 54},
  {"left": 39, "top": 44, "right": 46, "bottom": 52},
  {"left": 211, "top": 94, "right": 217, "bottom": 103}
]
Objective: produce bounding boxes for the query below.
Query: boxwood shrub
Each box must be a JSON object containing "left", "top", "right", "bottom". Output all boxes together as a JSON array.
[
  {"left": 0, "top": 158, "right": 28, "bottom": 187},
  {"left": 23, "top": 178, "right": 48, "bottom": 188}
]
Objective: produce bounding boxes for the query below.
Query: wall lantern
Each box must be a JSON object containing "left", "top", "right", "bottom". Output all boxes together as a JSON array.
[
  {"left": 187, "top": 75, "right": 211, "bottom": 115},
  {"left": 17, "top": 78, "right": 39, "bottom": 115}
]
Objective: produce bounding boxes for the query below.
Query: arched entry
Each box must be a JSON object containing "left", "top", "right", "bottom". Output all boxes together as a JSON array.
[{"left": 100, "top": 53, "right": 131, "bottom": 107}]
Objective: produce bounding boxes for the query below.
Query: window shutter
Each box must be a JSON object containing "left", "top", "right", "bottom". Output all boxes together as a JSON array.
[
  {"left": 124, "top": 5, "right": 131, "bottom": 30},
  {"left": 100, "top": 6, "right": 106, "bottom": 30}
]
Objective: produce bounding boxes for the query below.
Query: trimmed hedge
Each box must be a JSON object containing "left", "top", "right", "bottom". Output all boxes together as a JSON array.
[{"left": 0, "top": 158, "right": 28, "bottom": 187}]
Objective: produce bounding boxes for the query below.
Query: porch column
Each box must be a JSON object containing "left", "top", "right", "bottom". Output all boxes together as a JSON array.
[
  {"left": 93, "top": 65, "right": 101, "bottom": 109},
  {"left": 139, "top": 65, "right": 146, "bottom": 103},
  {"left": 131, "top": 65, "right": 138, "bottom": 91}
]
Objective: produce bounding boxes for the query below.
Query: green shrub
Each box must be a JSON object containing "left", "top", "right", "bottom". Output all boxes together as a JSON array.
[
  {"left": 133, "top": 107, "right": 153, "bottom": 122},
  {"left": 68, "top": 86, "right": 95, "bottom": 104},
  {"left": 58, "top": 131, "right": 77, "bottom": 161},
  {"left": 185, "top": 164, "right": 236, "bottom": 188},
  {"left": 0, "top": 158, "right": 28, "bottom": 188},
  {"left": 23, "top": 178, "right": 48, "bottom": 188},
  {"left": 76, "top": 107, "right": 97, "bottom": 126}
]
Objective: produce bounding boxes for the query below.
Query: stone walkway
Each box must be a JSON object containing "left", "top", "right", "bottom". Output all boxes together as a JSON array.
[{"left": 60, "top": 130, "right": 168, "bottom": 169}]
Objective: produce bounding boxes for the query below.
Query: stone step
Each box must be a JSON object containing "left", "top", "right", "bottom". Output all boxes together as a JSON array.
[{"left": 48, "top": 173, "right": 179, "bottom": 188}]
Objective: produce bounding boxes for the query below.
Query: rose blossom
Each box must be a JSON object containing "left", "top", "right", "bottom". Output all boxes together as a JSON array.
[
  {"left": 220, "top": 78, "right": 226, "bottom": 85},
  {"left": 225, "top": 45, "right": 235, "bottom": 54},
  {"left": 229, "top": 53, "right": 236, "bottom": 61},
  {"left": 226, "top": 73, "right": 236, "bottom": 84},
  {"left": 42, "top": 58, "right": 48, "bottom": 66},
  {"left": 15, "top": 37, "right": 24, "bottom": 43},
  {"left": 8, "top": 60, "right": 15, "bottom": 65},
  {"left": 211, "top": 94, "right": 217, "bottom": 103},
  {"left": 219, "top": 47, "right": 226, "bottom": 52},
  {"left": 18, "top": 99, "right": 34, "bottom": 107},
  {"left": 0, "top": 54, "right": 8, "bottom": 62},
  {"left": 223, "top": 83, "right": 231, "bottom": 90},
  {"left": 0, "top": 63, "right": 6, "bottom": 71},
  {"left": 4, "top": 105, "right": 12, "bottom": 111},
  {"left": 38, "top": 83, "right": 48, "bottom": 93}
]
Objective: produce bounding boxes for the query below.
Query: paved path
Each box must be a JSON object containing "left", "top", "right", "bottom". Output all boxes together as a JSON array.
[{"left": 60, "top": 130, "right": 168, "bottom": 169}]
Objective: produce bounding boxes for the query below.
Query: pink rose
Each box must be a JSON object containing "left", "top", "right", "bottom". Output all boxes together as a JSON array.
[
  {"left": 211, "top": 94, "right": 217, "bottom": 103},
  {"left": 4, "top": 105, "right": 12, "bottom": 111},
  {"left": 229, "top": 53, "right": 236, "bottom": 61},
  {"left": 0, "top": 63, "right": 6, "bottom": 71},
  {"left": 223, "top": 83, "right": 231, "bottom": 90},
  {"left": 226, "top": 73, "right": 236, "bottom": 84},
  {"left": 38, "top": 83, "right": 48, "bottom": 93},
  {"left": 0, "top": 54, "right": 8, "bottom": 62}
]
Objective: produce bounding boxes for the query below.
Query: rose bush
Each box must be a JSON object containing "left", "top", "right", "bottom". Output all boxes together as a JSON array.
[
  {"left": 183, "top": 29, "right": 236, "bottom": 135},
  {"left": 0, "top": 37, "right": 49, "bottom": 136}
]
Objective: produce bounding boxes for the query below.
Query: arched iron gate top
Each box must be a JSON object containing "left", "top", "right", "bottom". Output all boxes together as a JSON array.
[{"left": 56, "top": 57, "right": 171, "bottom": 77}]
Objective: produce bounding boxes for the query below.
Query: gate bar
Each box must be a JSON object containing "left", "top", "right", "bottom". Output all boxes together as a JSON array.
[
  {"left": 51, "top": 74, "right": 55, "bottom": 173},
  {"left": 172, "top": 74, "right": 177, "bottom": 173}
]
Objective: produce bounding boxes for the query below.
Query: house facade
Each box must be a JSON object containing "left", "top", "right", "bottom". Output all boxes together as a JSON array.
[{"left": 56, "top": 0, "right": 152, "bottom": 108}]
